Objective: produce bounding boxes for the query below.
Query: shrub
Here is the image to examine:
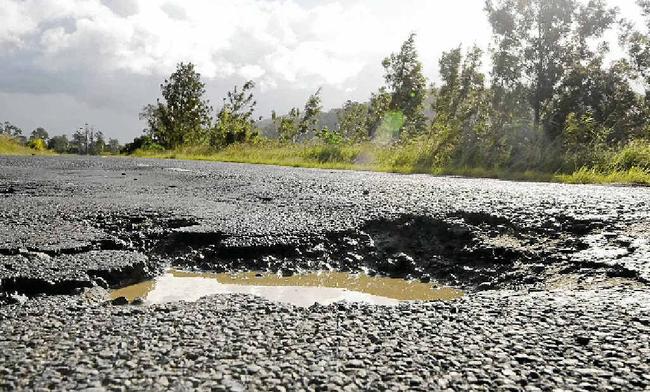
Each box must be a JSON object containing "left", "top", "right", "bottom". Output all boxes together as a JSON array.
[
  {"left": 302, "top": 144, "right": 359, "bottom": 163},
  {"left": 122, "top": 135, "right": 165, "bottom": 154},
  {"left": 609, "top": 140, "right": 650, "bottom": 171},
  {"left": 27, "top": 138, "right": 47, "bottom": 151}
]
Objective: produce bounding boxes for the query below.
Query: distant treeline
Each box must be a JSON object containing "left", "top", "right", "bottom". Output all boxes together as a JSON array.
[
  {"left": 128, "top": 0, "right": 650, "bottom": 175},
  {"left": 0, "top": 122, "right": 121, "bottom": 155}
]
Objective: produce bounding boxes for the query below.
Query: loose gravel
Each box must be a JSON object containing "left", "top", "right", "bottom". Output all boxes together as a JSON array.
[{"left": 1, "top": 289, "right": 648, "bottom": 391}]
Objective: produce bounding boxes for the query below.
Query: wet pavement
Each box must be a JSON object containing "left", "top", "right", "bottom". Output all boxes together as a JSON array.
[{"left": 1, "top": 155, "right": 649, "bottom": 390}]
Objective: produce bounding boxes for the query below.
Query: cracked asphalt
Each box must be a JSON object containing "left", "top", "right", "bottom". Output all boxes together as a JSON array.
[{"left": 1, "top": 155, "right": 649, "bottom": 390}]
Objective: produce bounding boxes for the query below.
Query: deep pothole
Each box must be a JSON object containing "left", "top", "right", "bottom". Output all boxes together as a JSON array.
[
  {"left": 110, "top": 269, "right": 464, "bottom": 307},
  {"left": 3, "top": 210, "right": 643, "bottom": 305}
]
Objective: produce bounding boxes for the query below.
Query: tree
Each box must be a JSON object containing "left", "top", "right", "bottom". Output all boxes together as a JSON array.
[
  {"left": 30, "top": 127, "right": 49, "bottom": 142},
  {"left": 316, "top": 127, "right": 345, "bottom": 145},
  {"left": 145, "top": 62, "right": 212, "bottom": 148},
  {"left": 298, "top": 88, "right": 323, "bottom": 137},
  {"left": 432, "top": 46, "right": 492, "bottom": 167},
  {"left": 366, "top": 88, "right": 392, "bottom": 139},
  {"left": 70, "top": 128, "right": 87, "bottom": 154},
  {"left": 48, "top": 135, "right": 70, "bottom": 154},
  {"left": 90, "top": 130, "right": 106, "bottom": 155},
  {"left": 562, "top": 112, "right": 611, "bottom": 170},
  {"left": 69, "top": 124, "right": 102, "bottom": 155},
  {"left": 435, "top": 47, "right": 464, "bottom": 119},
  {"left": 1, "top": 121, "right": 23, "bottom": 137},
  {"left": 382, "top": 33, "right": 428, "bottom": 137},
  {"left": 139, "top": 104, "right": 165, "bottom": 139},
  {"left": 621, "top": 1, "right": 650, "bottom": 102},
  {"left": 211, "top": 81, "right": 259, "bottom": 147},
  {"left": 485, "top": 0, "right": 617, "bottom": 132},
  {"left": 273, "top": 108, "right": 301, "bottom": 143},
  {"left": 273, "top": 88, "right": 323, "bottom": 143},
  {"left": 107, "top": 139, "right": 121, "bottom": 154},
  {"left": 549, "top": 57, "right": 643, "bottom": 143},
  {"left": 338, "top": 100, "right": 368, "bottom": 142}
]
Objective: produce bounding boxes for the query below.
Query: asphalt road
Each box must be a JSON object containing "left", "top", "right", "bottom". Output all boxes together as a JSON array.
[{"left": 1, "top": 155, "right": 649, "bottom": 390}]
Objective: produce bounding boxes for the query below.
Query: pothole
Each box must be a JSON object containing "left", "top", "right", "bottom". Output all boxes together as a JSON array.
[{"left": 110, "top": 269, "right": 463, "bottom": 307}]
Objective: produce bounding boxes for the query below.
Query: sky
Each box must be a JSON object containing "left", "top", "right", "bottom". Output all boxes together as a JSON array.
[{"left": 0, "top": 0, "right": 644, "bottom": 142}]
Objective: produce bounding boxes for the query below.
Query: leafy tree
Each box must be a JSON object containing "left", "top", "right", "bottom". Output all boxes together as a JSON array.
[
  {"left": 30, "top": 127, "right": 49, "bottom": 142},
  {"left": 298, "top": 88, "right": 323, "bottom": 137},
  {"left": 620, "top": 1, "right": 650, "bottom": 94},
  {"left": 48, "top": 135, "right": 70, "bottom": 153},
  {"left": 70, "top": 128, "right": 87, "bottom": 154},
  {"left": 366, "top": 88, "right": 392, "bottom": 139},
  {"left": 211, "top": 81, "right": 259, "bottom": 147},
  {"left": 1, "top": 121, "right": 23, "bottom": 137},
  {"left": 549, "top": 57, "right": 643, "bottom": 143},
  {"left": 486, "top": 0, "right": 617, "bottom": 133},
  {"left": 146, "top": 62, "right": 212, "bottom": 148},
  {"left": 139, "top": 104, "right": 165, "bottom": 140},
  {"left": 273, "top": 108, "right": 301, "bottom": 143},
  {"left": 338, "top": 100, "right": 368, "bottom": 142},
  {"left": 432, "top": 46, "right": 492, "bottom": 167},
  {"left": 69, "top": 124, "right": 103, "bottom": 155},
  {"left": 435, "top": 47, "right": 464, "bottom": 119},
  {"left": 90, "top": 130, "right": 106, "bottom": 155},
  {"left": 316, "top": 127, "right": 345, "bottom": 145},
  {"left": 107, "top": 139, "right": 121, "bottom": 154},
  {"left": 273, "top": 89, "right": 323, "bottom": 143},
  {"left": 382, "top": 33, "right": 428, "bottom": 137},
  {"left": 435, "top": 46, "right": 488, "bottom": 122},
  {"left": 562, "top": 112, "right": 611, "bottom": 170}
]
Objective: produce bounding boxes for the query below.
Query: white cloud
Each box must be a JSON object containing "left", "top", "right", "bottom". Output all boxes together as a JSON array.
[
  {"left": 239, "top": 64, "right": 266, "bottom": 80},
  {"left": 0, "top": 0, "right": 38, "bottom": 46},
  {"left": 0, "top": 0, "right": 491, "bottom": 86}
]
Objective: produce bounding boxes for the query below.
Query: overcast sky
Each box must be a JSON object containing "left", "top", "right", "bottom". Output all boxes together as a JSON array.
[{"left": 0, "top": 0, "right": 644, "bottom": 141}]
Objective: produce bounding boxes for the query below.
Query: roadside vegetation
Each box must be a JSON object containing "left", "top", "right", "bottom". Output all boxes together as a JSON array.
[
  {"left": 0, "top": 122, "right": 121, "bottom": 156},
  {"left": 0, "top": 133, "right": 54, "bottom": 156},
  {"left": 4, "top": 0, "right": 650, "bottom": 185}
]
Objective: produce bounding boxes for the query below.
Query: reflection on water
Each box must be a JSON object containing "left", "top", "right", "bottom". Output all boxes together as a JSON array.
[{"left": 111, "top": 269, "right": 463, "bottom": 307}]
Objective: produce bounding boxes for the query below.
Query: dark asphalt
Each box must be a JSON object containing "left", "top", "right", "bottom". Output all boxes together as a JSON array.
[{"left": 1, "top": 155, "right": 649, "bottom": 390}]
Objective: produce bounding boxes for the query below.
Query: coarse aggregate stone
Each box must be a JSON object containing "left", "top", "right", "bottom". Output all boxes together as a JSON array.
[{"left": 0, "top": 289, "right": 648, "bottom": 391}]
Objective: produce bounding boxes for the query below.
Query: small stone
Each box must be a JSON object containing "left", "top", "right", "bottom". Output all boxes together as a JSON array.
[
  {"left": 346, "top": 360, "right": 364, "bottom": 368},
  {"left": 110, "top": 297, "right": 129, "bottom": 306},
  {"left": 247, "top": 365, "right": 261, "bottom": 374}
]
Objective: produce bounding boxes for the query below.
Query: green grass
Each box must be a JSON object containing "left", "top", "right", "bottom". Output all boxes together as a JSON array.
[
  {"left": 557, "top": 167, "right": 650, "bottom": 185},
  {"left": 129, "top": 140, "right": 649, "bottom": 186},
  {"left": 0, "top": 135, "right": 55, "bottom": 156}
]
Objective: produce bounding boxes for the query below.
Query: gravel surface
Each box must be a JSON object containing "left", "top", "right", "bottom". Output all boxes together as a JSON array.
[
  {"left": 1, "top": 289, "right": 649, "bottom": 391},
  {"left": 1, "top": 155, "right": 649, "bottom": 390}
]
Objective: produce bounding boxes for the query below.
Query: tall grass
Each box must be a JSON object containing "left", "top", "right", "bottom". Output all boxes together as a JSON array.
[
  {"left": 557, "top": 167, "right": 650, "bottom": 185},
  {"left": 0, "top": 135, "right": 54, "bottom": 156},
  {"left": 130, "top": 139, "right": 650, "bottom": 185}
]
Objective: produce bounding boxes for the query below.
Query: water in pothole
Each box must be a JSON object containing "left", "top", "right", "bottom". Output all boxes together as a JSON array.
[{"left": 111, "top": 269, "right": 463, "bottom": 307}]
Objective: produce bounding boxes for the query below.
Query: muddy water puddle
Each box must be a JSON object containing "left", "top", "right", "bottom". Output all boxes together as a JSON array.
[{"left": 111, "top": 269, "right": 463, "bottom": 307}]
